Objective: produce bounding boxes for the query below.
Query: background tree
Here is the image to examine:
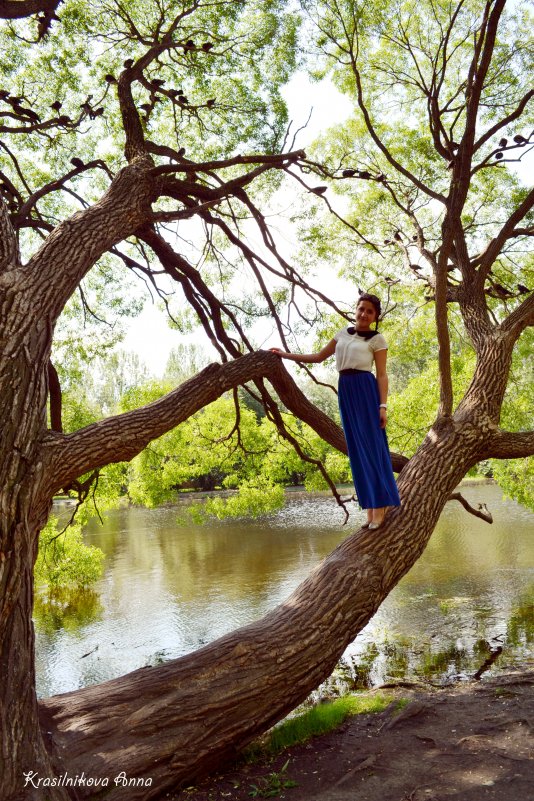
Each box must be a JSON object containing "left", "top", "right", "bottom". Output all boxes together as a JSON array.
[{"left": 0, "top": 1, "right": 532, "bottom": 800}]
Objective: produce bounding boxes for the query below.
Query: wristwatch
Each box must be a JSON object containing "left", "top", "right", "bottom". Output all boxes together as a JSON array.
[{"left": 379, "top": 404, "right": 387, "bottom": 409}]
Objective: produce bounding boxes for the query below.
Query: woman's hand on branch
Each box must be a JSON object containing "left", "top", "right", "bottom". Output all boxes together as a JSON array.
[{"left": 269, "top": 339, "right": 336, "bottom": 364}]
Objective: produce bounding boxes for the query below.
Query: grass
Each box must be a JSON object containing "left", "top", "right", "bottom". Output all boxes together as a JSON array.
[
  {"left": 246, "top": 691, "right": 397, "bottom": 759},
  {"left": 248, "top": 760, "right": 298, "bottom": 798}
]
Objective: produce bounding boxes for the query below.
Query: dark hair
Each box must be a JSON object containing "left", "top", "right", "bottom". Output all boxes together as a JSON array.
[{"left": 357, "top": 293, "right": 381, "bottom": 328}]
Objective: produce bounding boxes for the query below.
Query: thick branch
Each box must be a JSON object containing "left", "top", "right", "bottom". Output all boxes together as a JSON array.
[
  {"left": 500, "top": 291, "right": 534, "bottom": 338},
  {"left": 39, "top": 412, "right": 484, "bottom": 799},
  {"left": 116, "top": 9, "right": 197, "bottom": 162},
  {"left": 483, "top": 428, "right": 534, "bottom": 459},
  {"left": 0, "top": 0, "right": 60, "bottom": 19},
  {"left": 22, "top": 156, "right": 155, "bottom": 322},
  {"left": 41, "top": 352, "right": 408, "bottom": 494},
  {"left": 474, "top": 187, "right": 534, "bottom": 278},
  {"left": 435, "top": 220, "right": 455, "bottom": 416}
]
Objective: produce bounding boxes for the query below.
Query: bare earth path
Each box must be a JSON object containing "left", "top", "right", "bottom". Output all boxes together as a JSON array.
[{"left": 178, "top": 669, "right": 533, "bottom": 801}]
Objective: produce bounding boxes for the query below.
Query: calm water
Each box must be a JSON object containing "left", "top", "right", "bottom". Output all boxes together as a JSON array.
[{"left": 34, "top": 483, "right": 533, "bottom": 699}]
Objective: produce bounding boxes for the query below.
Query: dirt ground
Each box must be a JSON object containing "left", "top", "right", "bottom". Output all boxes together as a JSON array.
[{"left": 176, "top": 669, "right": 533, "bottom": 801}]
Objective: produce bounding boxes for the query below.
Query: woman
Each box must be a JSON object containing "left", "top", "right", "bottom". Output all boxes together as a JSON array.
[{"left": 270, "top": 293, "right": 400, "bottom": 528}]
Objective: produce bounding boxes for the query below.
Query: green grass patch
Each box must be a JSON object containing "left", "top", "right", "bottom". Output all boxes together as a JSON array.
[
  {"left": 390, "top": 697, "right": 411, "bottom": 714},
  {"left": 247, "top": 692, "right": 397, "bottom": 759}
]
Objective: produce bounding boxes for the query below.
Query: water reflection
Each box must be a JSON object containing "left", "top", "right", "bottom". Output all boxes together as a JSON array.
[{"left": 34, "top": 483, "right": 533, "bottom": 698}]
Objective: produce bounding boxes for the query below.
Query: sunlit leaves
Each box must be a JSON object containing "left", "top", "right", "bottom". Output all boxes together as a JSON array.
[
  {"left": 1, "top": 0, "right": 301, "bottom": 230},
  {"left": 35, "top": 516, "right": 105, "bottom": 591}
]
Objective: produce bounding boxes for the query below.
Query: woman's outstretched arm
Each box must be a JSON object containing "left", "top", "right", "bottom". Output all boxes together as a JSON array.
[{"left": 270, "top": 339, "right": 336, "bottom": 364}]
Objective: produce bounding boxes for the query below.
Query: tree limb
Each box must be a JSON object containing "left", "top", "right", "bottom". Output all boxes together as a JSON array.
[
  {"left": 47, "top": 360, "right": 62, "bottom": 432},
  {"left": 473, "top": 89, "right": 534, "bottom": 153},
  {"left": 115, "top": 7, "right": 201, "bottom": 162},
  {"left": 138, "top": 225, "right": 249, "bottom": 359},
  {"left": 451, "top": 0, "right": 506, "bottom": 210},
  {"left": 448, "top": 491, "right": 492, "bottom": 523},
  {"left": 483, "top": 428, "right": 534, "bottom": 460},
  {"left": 473, "top": 187, "right": 534, "bottom": 278},
  {"left": 151, "top": 150, "right": 307, "bottom": 176},
  {"left": 0, "top": 0, "right": 60, "bottom": 20},
  {"left": 40, "top": 351, "right": 408, "bottom": 495},
  {"left": 435, "top": 226, "right": 455, "bottom": 417},
  {"left": 349, "top": 56, "right": 446, "bottom": 204},
  {"left": 15, "top": 160, "right": 113, "bottom": 223},
  {"left": 499, "top": 290, "right": 534, "bottom": 338}
]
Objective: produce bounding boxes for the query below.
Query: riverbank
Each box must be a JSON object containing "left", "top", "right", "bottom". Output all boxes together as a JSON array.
[{"left": 178, "top": 668, "right": 533, "bottom": 801}]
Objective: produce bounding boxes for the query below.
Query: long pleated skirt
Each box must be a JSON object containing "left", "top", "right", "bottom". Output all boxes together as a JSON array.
[{"left": 338, "top": 371, "right": 401, "bottom": 509}]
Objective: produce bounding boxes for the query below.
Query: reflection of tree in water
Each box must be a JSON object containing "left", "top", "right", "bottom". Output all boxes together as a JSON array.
[
  {"left": 33, "top": 589, "right": 103, "bottom": 636},
  {"left": 314, "top": 638, "right": 503, "bottom": 698},
  {"left": 506, "top": 594, "right": 534, "bottom": 648}
]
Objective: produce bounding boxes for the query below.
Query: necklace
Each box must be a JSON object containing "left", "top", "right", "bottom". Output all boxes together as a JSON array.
[{"left": 347, "top": 326, "right": 379, "bottom": 339}]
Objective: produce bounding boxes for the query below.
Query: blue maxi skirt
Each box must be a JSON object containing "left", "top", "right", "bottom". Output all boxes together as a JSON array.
[{"left": 338, "top": 371, "right": 401, "bottom": 509}]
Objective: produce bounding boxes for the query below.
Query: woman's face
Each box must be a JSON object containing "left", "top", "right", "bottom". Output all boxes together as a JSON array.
[{"left": 355, "top": 299, "right": 377, "bottom": 328}]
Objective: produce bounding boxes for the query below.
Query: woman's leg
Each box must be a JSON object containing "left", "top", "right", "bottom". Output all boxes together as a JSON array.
[
  {"left": 361, "top": 508, "right": 373, "bottom": 527},
  {"left": 370, "top": 506, "right": 386, "bottom": 527}
]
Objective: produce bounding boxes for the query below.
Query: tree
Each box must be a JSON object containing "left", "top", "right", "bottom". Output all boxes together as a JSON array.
[{"left": 0, "top": 2, "right": 532, "bottom": 800}]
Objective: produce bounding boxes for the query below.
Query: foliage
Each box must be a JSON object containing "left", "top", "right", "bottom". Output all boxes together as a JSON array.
[
  {"left": 492, "top": 456, "right": 533, "bottom": 510},
  {"left": 387, "top": 350, "right": 476, "bottom": 457},
  {"left": 121, "top": 381, "right": 351, "bottom": 512},
  {"left": 197, "top": 477, "right": 286, "bottom": 520},
  {"left": 51, "top": 262, "right": 146, "bottom": 390},
  {"left": 35, "top": 516, "right": 105, "bottom": 591},
  {"left": 1, "top": 0, "right": 300, "bottom": 213}
]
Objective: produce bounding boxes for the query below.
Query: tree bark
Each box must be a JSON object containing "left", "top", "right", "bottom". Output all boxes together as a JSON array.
[{"left": 0, "top": 280, "right": 69, "bottom": 800}]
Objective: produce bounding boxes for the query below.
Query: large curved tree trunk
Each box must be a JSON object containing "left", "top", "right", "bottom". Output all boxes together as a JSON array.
[
  {"left": 0, "top": 288, "right": 69, "bottom": 801},
  {"left": 39, "top": 414, "right": 485, "bottom": 800}
]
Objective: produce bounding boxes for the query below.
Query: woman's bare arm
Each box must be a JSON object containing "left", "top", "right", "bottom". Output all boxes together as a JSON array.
[
  {"left": 374, "top": 349, "right": 389, "bottom": 428},
  {"left": 270, "top": 339, "right": 336, "bottom": 364}
]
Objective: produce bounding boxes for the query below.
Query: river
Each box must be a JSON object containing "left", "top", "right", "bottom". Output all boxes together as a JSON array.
[{"left": 34, "top": 482, "right": 533, "bottom": 699}]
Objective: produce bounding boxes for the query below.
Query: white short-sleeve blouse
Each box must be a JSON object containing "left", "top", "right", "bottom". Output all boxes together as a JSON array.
[{"left": 333, "top": 327, "right": 388, "bottom": 372}]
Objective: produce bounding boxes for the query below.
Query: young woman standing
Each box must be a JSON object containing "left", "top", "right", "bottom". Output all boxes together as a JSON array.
[{"left": 270, "top": 293, "right": 400, "bottom": 528}]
